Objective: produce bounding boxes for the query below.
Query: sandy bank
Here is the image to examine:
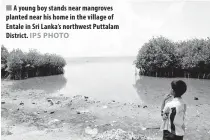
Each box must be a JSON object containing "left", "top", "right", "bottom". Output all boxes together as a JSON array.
[{"left": 1, "top": 80, "right": 210, "bottom": 140}]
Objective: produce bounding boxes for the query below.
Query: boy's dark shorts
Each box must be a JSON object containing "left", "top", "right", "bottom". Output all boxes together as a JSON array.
[{"left": 163, "top": 130, "right": 183, "bottom": 140}]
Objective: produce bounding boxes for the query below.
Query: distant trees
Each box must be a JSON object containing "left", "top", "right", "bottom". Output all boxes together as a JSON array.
[
  {"left": 1, "top": 46, "right": 66, "bottom": 80},
  {"left": 136, "top": 36, "right": 210, "bottom": 79}
]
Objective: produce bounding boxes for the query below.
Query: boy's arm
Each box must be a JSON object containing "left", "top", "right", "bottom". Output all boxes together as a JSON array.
[
  {"left": 161, "top": 99, "right": 166, "bottom": 115},
  {"left": 161, "top": 104, "right": 170, "bottom": 120},
  {"left": 161, "top": 94, "right": 171, "bottom": 120},
  {"left": 161, "top": 94, "right": 171, "bottom": 115}
]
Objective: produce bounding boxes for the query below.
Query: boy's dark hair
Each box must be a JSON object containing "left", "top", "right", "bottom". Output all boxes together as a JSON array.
[{"left": 171, "top": 80, "right": 187, "bottom": 97}]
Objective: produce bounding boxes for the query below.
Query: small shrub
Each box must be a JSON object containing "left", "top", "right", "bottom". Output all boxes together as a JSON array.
[{"left": 1, "top": 45, "right": 9, "bottom": 77}]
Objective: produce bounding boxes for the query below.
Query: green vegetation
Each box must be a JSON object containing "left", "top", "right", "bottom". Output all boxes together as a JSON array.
[
  {"left": 1, "top": 45, "right": 66, "bottom": 80},
  {"left": 135, "top": 36, "right": 210, "bottom": 79}
]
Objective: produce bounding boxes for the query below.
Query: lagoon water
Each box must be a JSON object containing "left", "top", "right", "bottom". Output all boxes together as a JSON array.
[{"left": 10, "top": 57, "right": 210, "bottom": 106}]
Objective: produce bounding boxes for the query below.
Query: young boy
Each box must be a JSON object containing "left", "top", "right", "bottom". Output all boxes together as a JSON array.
[{"left": 160, "top": 80, "right": 187, "bottom": 140}]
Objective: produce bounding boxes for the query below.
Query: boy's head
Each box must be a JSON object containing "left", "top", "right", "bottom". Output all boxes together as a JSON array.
[{"left": 171, "top": 80, "right": 187, "bottom": 97}]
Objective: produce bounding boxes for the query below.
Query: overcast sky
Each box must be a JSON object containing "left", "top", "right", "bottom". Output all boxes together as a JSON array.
[{"left": 1, "top": 0, "right": 210, "bottom": 57}]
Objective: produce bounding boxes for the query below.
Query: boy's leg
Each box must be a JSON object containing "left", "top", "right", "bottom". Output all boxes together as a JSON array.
[
  {"left": 163, "top": 130, "right": 183, "bottom": 140},
  {"left": 175, "top": 135, "right": 183, "bottom": 140},
  {"left": 163, "top": 130, "right": 173, "bottom": 140}
]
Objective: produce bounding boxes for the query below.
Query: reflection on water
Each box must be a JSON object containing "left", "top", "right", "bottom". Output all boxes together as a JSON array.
[
  {"left": 11, "top": 75, "right": 67, "bottom": 93},
  {"left": 134, "top": 75, "right": 210, "bottom": 105}
]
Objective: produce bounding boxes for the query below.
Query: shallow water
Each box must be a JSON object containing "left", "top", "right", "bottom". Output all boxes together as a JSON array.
[{"left": 9, "top": 57, "right": 210, "bottom": 106}]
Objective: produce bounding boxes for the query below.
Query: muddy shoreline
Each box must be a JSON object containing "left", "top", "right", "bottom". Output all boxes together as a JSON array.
[{"left": 1, "top": 80, "right": 210, "bottom": 140}]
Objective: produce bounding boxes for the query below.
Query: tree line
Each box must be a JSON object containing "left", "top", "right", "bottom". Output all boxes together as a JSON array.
[
  {"left": 135, "top": 36, "right": 210, "bottom": 79},
  {"left": 1, "top": 45, "right": 66, "bottom": 80}
]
